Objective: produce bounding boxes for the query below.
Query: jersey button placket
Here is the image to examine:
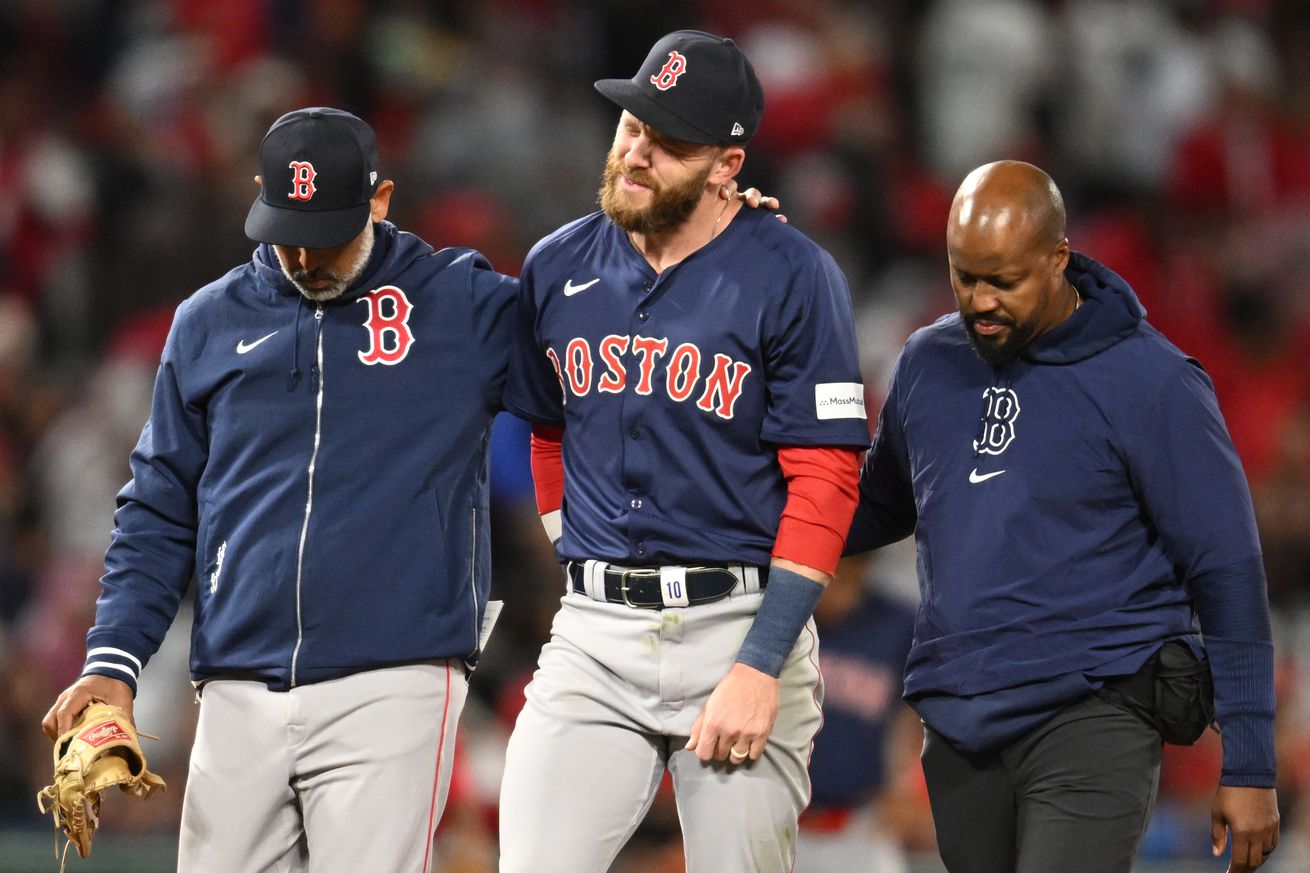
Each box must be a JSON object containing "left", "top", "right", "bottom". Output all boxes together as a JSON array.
[
  {"left": 626, "top": 284, "right": 652, "bottom": 561},
  {"left": 635, "top": 276, "right": 653, "bottom": 323}
]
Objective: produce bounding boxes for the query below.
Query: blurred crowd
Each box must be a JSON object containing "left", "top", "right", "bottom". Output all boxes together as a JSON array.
[{"left": 2, "top": 0, "right": 1309, "bottom": 870}]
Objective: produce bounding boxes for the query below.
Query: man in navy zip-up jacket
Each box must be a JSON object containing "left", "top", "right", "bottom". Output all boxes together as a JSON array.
[
  {"left": 40, "top": 108, "right": 517, "bottom": 873},
  {"left": 848, "top": 161, "right": 1278, "bottom": 873}
]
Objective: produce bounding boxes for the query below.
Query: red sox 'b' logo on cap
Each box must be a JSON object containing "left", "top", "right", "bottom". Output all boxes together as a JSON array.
[
  {"left": 288, "top": 161, "right": 317, "bottom": 202},
  {"left": 649, "top": 51, "right": 688, "bottom": 91}
]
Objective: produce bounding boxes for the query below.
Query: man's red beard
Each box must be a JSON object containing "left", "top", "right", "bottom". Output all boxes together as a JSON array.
[{"left": 599, "top": 150, "right": 713, "bottom": 235}]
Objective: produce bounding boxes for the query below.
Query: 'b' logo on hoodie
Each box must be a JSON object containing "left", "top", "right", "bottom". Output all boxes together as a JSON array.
[
  {"left": 358, "top": 286, "right": 415, "bottom": 365},
  {"left": 973, "top": 387, "right": 1020, "bottom": 455}
]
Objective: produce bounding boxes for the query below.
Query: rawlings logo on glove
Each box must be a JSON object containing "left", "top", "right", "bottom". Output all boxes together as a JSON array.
[
  {"left": 36, "top": 702, "right": 166, "bottom": 870},
  {"left": 79, "top": 719, "right": 131, "bottom": 748}
]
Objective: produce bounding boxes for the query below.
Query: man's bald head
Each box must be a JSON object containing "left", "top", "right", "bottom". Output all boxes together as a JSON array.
[
  {"left": 949, "top": 160, "right": 1066, "bottom": 253},
  {"left": 946, "top": 161, "right": 1078, "bottom": 367}
]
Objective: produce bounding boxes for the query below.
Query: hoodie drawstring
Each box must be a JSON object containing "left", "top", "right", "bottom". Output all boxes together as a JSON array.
[{"left": 287, "top": 294, "right": 305, "bottom": 392}]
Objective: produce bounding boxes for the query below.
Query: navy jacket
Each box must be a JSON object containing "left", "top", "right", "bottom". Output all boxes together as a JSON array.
[
  {"left": 849, "top": 252, "right": 1275, "bottom": 786},
  {"left": 82, "top": 222, "right": 517, "bottom": 692}
]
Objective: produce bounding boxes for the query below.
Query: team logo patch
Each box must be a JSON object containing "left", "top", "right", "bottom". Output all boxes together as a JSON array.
[
  {"left": 358, "top": 286, "right": 415, "bottom": 365},
  {"left": 815, "top": 382, "right": 866, "bottom": 420},
  {"left": 81, "top": 720, "right": 130, "bottom": 748},
  {"left": 973, "top": 387, "right": 1020, "bottom": 455},
  {"left": 649, "top": 51, "right": 688, "bottom": 91},
  {"left": 288, "top": 161, "right": 317, "bottom": 201}
]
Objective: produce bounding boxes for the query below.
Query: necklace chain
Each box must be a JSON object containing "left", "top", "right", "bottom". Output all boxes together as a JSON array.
[{"left": 710, "top": 195, "right": 731, "bottom": 243}]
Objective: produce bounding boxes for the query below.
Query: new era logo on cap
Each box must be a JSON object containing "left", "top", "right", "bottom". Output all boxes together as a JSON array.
[
  {"left": 594, "top": 30, "right": 765, "bottom": 146},
  {"left": 245, "top": 107, "right": 380, "bottom": 249}
]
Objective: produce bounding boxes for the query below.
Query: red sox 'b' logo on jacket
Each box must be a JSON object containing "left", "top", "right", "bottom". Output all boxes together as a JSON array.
[
  {"left": 358, "top": 286, "right": 415, "bottom": 365},
  {"left": 972, "top": 387, "right": 1020, "bottom": 455},
  {"left": 649, "top": 51, "right": 688, "bottom": 91}
]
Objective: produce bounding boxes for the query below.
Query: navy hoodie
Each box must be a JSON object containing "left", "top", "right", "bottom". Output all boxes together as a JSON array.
[
  {"left": 82, "top": 222, "right": 517, "bottom": 692},
  {"left": 849, "top": 252, "right": 1275, "bottom": 786}
]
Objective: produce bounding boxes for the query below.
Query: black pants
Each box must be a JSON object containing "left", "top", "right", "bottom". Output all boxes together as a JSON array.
[{"left": 921, "top": 694, "right": 1162, "bottom": 873}]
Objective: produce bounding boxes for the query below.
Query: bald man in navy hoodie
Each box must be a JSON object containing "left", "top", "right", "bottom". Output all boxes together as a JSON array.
[{"left": 848, "top": 161, "right": 1278, "bottom": 873}]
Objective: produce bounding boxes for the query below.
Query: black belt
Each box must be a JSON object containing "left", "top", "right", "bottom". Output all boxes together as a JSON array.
[{"left": 567, "top": 561, "right": 768, "bottom": 609}]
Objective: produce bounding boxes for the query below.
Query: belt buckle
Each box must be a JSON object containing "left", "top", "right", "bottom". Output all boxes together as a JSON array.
[{"left": 617, "top": 567, "right": 660, "bottom": 609}]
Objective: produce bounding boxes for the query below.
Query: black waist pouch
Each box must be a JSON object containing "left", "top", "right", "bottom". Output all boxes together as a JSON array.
[{"left": 1098, "top": 640, "right": 1216, "bottom": 745}]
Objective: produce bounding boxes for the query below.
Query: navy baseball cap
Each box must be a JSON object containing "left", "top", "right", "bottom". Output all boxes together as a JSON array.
[
  {"left": 244, "top": 107, "right": 380, "bottom": 249},
  {"left": 594, "top": 30, "right": 764, "bottom": 146}
]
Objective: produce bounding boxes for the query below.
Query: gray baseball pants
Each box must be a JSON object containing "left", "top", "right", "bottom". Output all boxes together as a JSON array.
[
  {"left": 498, "top": 583, "right": 824, "bottom": 873},
  {"left": 178, "top": 661, "right": 467, "bottom": 873}
]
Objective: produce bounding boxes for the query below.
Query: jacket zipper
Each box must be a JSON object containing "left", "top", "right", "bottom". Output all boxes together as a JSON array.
[
  {"left": 469, "top": 506, "right": 480, "bottom": 653},
  {"left": 291, "top": 304, "right": 326, "bottom": 686}
]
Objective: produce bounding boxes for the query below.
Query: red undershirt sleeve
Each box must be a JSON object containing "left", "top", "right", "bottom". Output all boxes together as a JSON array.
[
  {"left": 771, "top": 445, "right": 863, "bottom": 576},
  {"left": 530, "top": 423, "right": 565, "bottom": 515}
]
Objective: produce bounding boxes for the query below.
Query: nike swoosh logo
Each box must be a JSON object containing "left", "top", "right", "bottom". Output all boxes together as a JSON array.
[
  {"left": 236, "top": 331, "right": 279, "bottom": 354},
  {"left": 563, "top": 278, "right": 600, "bottom": 296},
  {"left": 969, "top": 468, "right": 1006, "bottom": 484}
]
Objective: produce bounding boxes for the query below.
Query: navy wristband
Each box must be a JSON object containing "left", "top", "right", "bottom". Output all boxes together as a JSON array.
[{"left": 735, "top": 565, "right": 825, "bottom": 678}]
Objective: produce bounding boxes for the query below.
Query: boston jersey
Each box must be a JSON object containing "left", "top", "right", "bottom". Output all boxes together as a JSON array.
[{"left": 505, "top": 208, "right": 868, "bottom": 566}]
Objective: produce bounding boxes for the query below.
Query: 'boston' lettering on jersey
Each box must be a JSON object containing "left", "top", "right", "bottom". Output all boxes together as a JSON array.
[{"left": 544, "top": 334, "right": 752, "bottom": 419}]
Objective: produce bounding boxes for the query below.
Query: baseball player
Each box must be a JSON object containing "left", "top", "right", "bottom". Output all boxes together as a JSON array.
[
  {"left": 497, "top": 31, "right": 869, "bottom": 873},
  {"left": 42, "top": 108, "right": 517, "bottom": 872}
]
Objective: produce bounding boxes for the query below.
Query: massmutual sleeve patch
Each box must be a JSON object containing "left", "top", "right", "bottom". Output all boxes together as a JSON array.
[{"left": 815, "top": 382, "right": 867, "bottom": 420}]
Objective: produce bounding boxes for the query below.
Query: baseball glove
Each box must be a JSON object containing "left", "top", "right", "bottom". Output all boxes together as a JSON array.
[{"left": 36, "top": 703, "right": 166, "bottom": 867}]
